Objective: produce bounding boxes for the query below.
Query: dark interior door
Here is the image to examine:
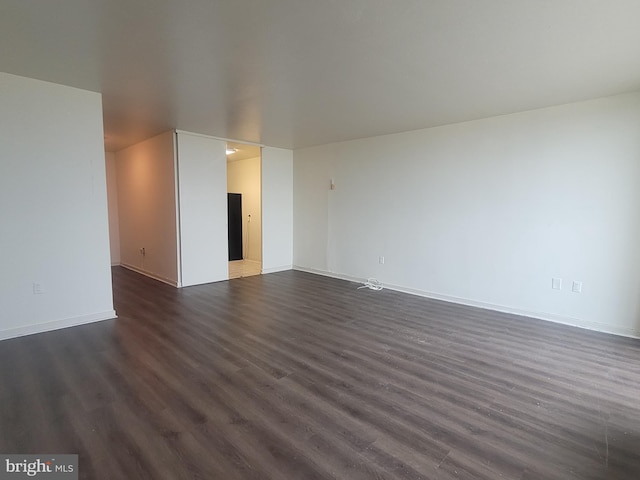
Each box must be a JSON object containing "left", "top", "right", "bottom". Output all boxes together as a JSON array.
[{"left": 228, "top": 193, "right": 243, "bottom": 261}]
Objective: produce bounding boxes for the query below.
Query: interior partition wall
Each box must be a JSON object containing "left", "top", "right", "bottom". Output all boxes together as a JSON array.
[
  {"left": 175, "top": 131, "right": 229, "bottom": 287},
  {"left": 113, "top": 131, "right": 294, "bottom": 288}
]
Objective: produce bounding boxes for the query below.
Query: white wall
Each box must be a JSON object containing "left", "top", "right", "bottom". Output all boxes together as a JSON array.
[
  {"left": 105, "top": 151, "right": 121, "bottom": 265},
  {"left": 262, "top": 147, "right": 294, "bottom": 273},
  {"left": 115, "top": 131, "right": 179, "bottom": 285},
  {"left": 294, "top": 92, "right": 640, "bottom": 337},
  {"left": 176, "top": 131, "right": 228, "bottom": 286},
  {"left": 0, "top": 73, "right": 115, "bottom": 340},
  {"left": 227, "top": 156, "right": 262, "bottom": 263}
]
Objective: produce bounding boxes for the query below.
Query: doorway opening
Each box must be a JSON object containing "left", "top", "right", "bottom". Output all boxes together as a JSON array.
[{"left": 226, "top": 142, "right": 262, "bottom": 279}]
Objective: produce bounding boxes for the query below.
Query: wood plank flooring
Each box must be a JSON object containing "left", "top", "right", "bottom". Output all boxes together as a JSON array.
[{"left": 2, "top": 267, "right": 640, "bottom": 479}]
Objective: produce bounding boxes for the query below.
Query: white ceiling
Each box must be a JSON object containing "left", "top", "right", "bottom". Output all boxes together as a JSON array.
[{"left": 3, "top": 1, "right": 640, "bottom": 152}]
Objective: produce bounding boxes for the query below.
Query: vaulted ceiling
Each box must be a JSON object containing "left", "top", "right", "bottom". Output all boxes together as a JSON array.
[{"left": 3, "top": 1, "right": 640, "bottom": 152}]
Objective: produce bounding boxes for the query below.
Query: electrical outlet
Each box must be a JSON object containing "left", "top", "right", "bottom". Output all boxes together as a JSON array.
[
  {"left": 379, "top": 256, "right": 385, "bottom": 265},
  {"left": 572, "top": 281, "right": 582, "bottom": 293},
  {"left": 552, "top": 278, "right": 562, "bottom": 290},
  {"left": 33, "top": 283, "right": 44, "bottom": 295}
]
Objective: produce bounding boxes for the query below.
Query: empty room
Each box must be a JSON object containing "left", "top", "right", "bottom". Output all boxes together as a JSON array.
[{"left": 2, "top": 1, "right": 640, "bottom": 479}]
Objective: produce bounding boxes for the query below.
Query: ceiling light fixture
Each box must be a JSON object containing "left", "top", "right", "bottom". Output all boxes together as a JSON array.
[{"left": 226, "top": 148, "right": 237, "bottom": 155}]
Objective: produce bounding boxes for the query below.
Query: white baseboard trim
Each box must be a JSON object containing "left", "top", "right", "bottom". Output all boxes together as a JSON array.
[
  {"left": 120, "top": 263, "right": 179, "bottom": 287},
  {"left": 0, "top": 310, "right": 117, "bottom": 341},
  {"left": 292, "top": 265, "right": 640, "bottom": 340},
  {"left": 262, "top": 264, "right": 293, "bottom": 274},
  {"left": 294, "top": 265, "right": 362, "bottom": 283}
]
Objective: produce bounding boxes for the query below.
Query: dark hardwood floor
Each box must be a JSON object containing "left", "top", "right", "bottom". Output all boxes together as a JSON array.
[{"left": 2, "top": 267, "right": 640, "bottom": 479}]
